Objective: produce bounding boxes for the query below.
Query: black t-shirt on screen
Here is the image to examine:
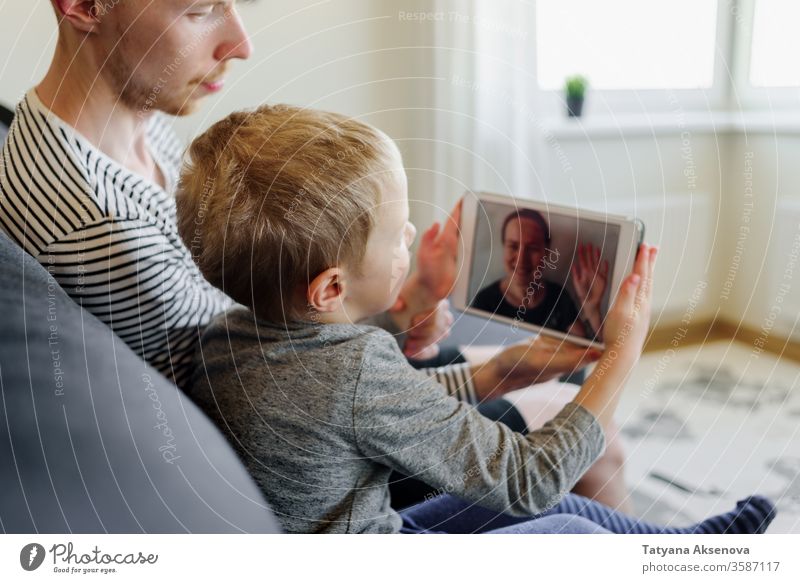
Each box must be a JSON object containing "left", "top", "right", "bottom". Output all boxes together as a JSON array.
[{"left": 471, "top": 280, "right": 581, "bottom": 334}]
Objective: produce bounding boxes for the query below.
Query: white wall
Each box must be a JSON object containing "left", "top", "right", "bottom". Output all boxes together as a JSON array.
[
  {"left": 0, "top": 2, "right": 59, "bottom": 108},
  {"left": 720, "top": 133, "right": 800, "bottom": 340}
]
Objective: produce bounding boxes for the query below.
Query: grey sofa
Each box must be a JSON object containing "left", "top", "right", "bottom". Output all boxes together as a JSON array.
[{"left": 0, "top": 229, "right": 280, "bottom": 533}]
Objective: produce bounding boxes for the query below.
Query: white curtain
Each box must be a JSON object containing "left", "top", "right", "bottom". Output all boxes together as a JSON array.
[{"left": 432, "top": 0, "right": 548, "bottom": 202}]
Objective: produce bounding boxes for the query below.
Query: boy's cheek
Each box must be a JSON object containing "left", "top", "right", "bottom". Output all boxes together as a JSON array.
[{"left": 389, "top": 254, "right": 410, "bottom": 297}]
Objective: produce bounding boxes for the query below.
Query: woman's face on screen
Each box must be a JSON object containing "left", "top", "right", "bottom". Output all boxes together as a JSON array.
[{"left": 502, "top": 217, "right": 548, "bottom": 288}]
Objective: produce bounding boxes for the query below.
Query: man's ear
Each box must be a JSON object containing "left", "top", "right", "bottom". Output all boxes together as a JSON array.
[
  {"left": 53, "top": 0, "right": 102, "bottom": 33},
  {"left": 307, "top": 267, "right": 347, "bottom": 313}
]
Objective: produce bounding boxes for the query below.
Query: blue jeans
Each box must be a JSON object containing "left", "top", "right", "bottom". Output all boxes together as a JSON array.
[{"left": 400, "top": 494, "right": 611, "bottom": 534}]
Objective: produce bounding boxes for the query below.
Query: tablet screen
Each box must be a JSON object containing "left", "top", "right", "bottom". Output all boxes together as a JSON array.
[{"left": 467, "top": 199, "right": 620, "bottom": 341}]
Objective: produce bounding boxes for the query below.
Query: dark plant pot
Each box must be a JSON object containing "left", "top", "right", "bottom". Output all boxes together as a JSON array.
[{"left": 567, "top": 95, "right": 584, "bottom": 117}]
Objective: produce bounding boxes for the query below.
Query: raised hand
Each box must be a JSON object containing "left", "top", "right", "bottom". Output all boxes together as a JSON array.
[
  {"left": 390, "top": 200, "right": 462, "bottom": 357},
  {"left": 414, "top": 199, "right": 462, "bottom": 301},
  {"left": 570, "top": 242, "right": 609, "bottom": 335}
]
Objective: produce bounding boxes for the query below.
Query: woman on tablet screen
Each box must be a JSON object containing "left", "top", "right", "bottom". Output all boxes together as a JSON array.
[{"left": 471, "top": 209, "right": 608, "bottom": 340}]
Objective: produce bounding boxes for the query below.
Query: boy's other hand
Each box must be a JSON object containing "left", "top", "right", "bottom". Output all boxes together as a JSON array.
[{"left": 572, "top": 244, "right": 657, "bottom": 430}]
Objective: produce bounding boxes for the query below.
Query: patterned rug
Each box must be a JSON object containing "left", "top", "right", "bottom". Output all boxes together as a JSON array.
[{"left": 618, "top": 340, "right": 800, "bottom": 533}]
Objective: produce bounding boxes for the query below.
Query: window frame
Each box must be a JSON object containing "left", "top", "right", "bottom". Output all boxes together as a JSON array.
[
  {"left": 731, "top": 0, "right": 800, "bottom": 111},
  {"left": 533, "top": 0, "right": 734, "bottom": 116}
]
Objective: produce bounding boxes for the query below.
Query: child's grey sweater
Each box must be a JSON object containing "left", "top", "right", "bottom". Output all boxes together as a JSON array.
[{"left": 190, "top": 307, "right": 606, "bottom": 533}]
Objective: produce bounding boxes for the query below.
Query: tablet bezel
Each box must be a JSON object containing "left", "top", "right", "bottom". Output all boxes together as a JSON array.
[{"left": 452, "top": 191, "right": 643, "bottom": 349}]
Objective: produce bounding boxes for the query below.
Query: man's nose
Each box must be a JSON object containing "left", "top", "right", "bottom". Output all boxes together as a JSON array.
[
  {"left": 516, "top": 252, "right": 532, "bottom": 270},
  {"left": 214, "top": 10, "right": 253, "bottom": 61}
]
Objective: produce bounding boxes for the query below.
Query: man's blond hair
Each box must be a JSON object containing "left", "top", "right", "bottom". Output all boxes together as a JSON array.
[{"left": 176, "top": 104, "right": 400, "bottom": 323}]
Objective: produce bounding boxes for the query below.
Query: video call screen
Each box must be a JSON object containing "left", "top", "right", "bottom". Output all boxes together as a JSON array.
[{"left": 468, "top": 200, "right": 620, "bottom": 341}]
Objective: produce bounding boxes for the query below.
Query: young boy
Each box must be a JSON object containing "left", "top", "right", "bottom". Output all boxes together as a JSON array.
[{"left": 176, "top": 105, "right": 774, "bottom": 534}]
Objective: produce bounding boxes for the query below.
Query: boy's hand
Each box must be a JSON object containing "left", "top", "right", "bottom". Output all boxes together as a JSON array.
[
  {"left": 391, "top": 200, "right": 462, "bottom": 312},
  {"left": 390, "top": 200, "right": 462, "bottom": 357},
  {"left": 573, "top": 243, "right": 657, "bottom": 431},
  {"left": 600, "top": 243, "right": 657, "bottom": 368},
  {"left": 402, "top": 300, "right": 454, "bottom": 360},
  {"left": 414, "top": 200, "right": 462, "bottom": 301}
]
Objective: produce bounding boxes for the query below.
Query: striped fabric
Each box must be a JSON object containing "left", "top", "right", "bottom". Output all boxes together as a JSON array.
[
  {"left": 0, "top": 88, "right": 477, "bottom": 399},
  {"left": 423, "top": 362, "right": 478, "bottom": 405},
  {"left": 0, "top": 90, "right": 231, "bottom": 388}
]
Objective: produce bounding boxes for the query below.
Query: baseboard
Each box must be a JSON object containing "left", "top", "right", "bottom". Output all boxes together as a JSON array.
[
  {"left": 645, "top": 318, "right": 800, "bottom": 364},
  {"left": 643, "top": 319, "right": 724, "bottom": 353}
]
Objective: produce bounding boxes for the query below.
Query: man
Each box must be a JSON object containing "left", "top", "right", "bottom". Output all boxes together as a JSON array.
[
  {"left": 0, "top": 0, "right": 628, "bottom": 510},
  {"left": 471, "top": 209, "right": 608, "bottom": 339},
  {"left": 1, "top": 0, "right": 256, "bottom": 387}
]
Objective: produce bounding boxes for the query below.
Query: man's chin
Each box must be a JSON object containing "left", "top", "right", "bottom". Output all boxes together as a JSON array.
[
  {"left": 511, "top": 274, "right": 534, "bottom": 286},
  {"left": 150, "top": 95, "right": 204, "bottom": 117},
  {"left": 166, "top": 99, "right": 203, "bottom": 117},
  {"left": 510, "top": 277, "right": 541, "bottom": 294}
]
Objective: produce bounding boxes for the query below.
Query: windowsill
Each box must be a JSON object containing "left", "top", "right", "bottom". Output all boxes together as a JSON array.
[{"left": 541, "top": 110, "right": 800, "bottom": 139}]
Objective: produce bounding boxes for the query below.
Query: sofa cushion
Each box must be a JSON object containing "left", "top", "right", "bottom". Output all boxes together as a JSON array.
[{"left": 0, "top": 231, "right": 280, "bottom": 533}]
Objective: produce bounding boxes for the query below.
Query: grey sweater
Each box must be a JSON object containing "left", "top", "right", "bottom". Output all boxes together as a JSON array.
[{"left": 190, "top": 307, "right": 606, "bottom": 533}]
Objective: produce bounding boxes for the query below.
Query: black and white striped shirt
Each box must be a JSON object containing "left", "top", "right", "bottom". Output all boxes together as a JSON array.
[
  {"left": 0, "top": 89, "right": 476, "bottom": 401},
  {"left": 0, "top": 90, "right": 231, "bottom": 387}
]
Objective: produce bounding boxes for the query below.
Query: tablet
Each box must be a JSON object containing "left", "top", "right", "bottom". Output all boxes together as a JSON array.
[{"left": 452, "top": 191, "right": 645, "bottom": 349}]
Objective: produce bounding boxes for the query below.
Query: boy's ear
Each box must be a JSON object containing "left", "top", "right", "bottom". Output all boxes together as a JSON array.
[
  {"left": 307, "top": 267, "right": 346, "bottom": 313},
  {"left": 54, "top": 0, "right": 102, "bottom": 33}
]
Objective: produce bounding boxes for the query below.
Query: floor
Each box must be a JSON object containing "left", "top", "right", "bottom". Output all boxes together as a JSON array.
[
  {"left": 463, "top": 339, "right": 800, "bottom": 533},
  {"left": 617, "top": 340, "right": 800, "bottom": 533}
]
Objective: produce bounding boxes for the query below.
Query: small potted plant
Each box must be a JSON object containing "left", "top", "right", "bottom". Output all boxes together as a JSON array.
[{"left": 565, "top": 75, "right": 588, "bottom": 118}]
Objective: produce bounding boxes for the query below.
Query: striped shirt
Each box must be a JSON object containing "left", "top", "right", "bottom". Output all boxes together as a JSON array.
[
  {"left": 0, "top": 89, "right": 476, "bottom": 401},
  {"left": 0, "top": 89, "right": 230, "bottom": 387}
]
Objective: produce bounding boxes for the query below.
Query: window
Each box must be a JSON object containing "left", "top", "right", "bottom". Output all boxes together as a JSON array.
[
  {"left": 536, "top": 0, "right": 719, "bottom": 91},
  {"left": 748, "top": 0, "right": 800, "bottom": 87}
]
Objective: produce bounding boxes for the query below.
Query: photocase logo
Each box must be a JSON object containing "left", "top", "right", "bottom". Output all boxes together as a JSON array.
[{"left": 20, "top": 543, "right": 46, "bottom": 571}]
